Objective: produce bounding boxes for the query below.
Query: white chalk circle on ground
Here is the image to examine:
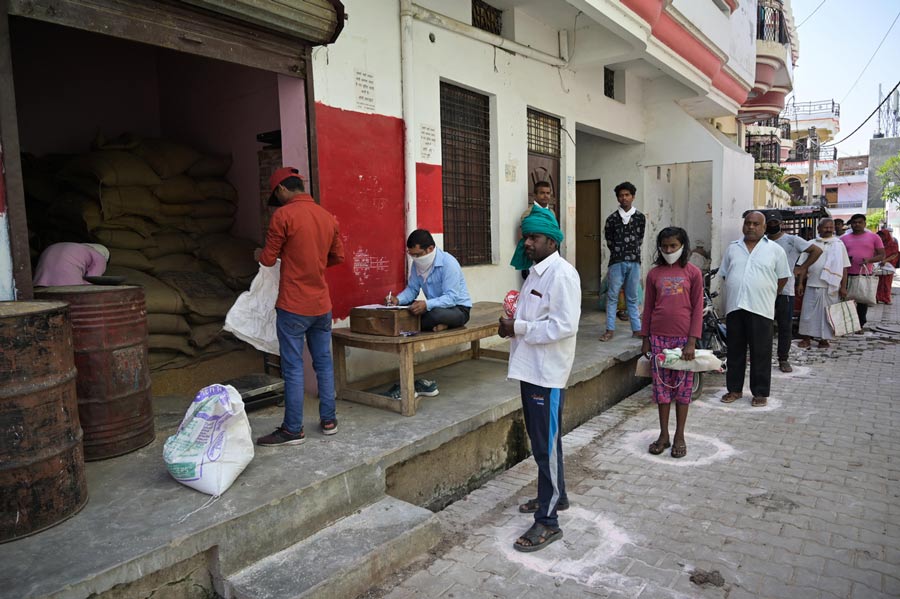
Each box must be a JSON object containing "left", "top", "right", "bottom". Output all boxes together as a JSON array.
[
  {"left": 692, "top": 386, "right": 783, "bottom": 412},
  {"left": 620, "top": 430, "right": 738, "bottom": 468},
  {"left": 494, "top": 506, "right": 636, "bottom": 589}
]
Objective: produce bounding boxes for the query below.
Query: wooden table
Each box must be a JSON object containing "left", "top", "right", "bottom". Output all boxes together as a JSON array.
[{"left": 331, "top": 302, "right": 509, "bottom": 416}]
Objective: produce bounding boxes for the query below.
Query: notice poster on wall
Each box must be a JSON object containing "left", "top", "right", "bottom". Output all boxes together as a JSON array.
[
  {"left": 355, "top": 70, "right": 376, "bottom": 112},
  {"left": 419, "top": 125, "right": 436, "bottom": 162}
]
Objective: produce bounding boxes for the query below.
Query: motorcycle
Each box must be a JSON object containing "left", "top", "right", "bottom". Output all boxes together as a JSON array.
[{"left": 692, "top": 267, "right": 728, "bottom": 399}]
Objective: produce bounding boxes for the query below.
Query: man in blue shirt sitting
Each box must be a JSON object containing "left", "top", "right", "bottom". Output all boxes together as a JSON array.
[
  {"left": 384, "top": 229, "right": 473, "bottom": 399},
  {"left": 386, "top": 229, "right": 473, "bottom": 332}
]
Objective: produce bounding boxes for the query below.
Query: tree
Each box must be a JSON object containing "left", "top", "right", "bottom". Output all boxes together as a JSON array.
[
  {"left": 867, "top": 209, "right": 885, "bottom": 231},
  {"left": 877, "top": 153, "right": 900, "bottom": 207}
]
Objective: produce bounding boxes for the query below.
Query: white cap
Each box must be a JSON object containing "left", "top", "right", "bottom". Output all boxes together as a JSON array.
[{"left": 83, "top": 243, "right": 110, "bottom": 261}]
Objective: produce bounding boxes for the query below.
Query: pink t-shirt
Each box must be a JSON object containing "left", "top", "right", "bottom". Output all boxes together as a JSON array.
[
  {"left": 640, "top": 262, "right": 704, "bottom": 339},
  {"left": 33, "top": 243, "right": 107, "bottom": 286},
  {"left": 840, "top": 231, "right": 884, "bottom": 275}
]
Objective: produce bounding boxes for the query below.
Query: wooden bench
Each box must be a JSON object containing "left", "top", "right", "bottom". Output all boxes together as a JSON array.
[{"left": 331, "top": 301, "right": 509, "bottom": 416}]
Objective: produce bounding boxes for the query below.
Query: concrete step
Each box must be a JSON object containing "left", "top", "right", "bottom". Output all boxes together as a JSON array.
[{"left": 225, "top": 496, "right": 441, "bottom": 599}]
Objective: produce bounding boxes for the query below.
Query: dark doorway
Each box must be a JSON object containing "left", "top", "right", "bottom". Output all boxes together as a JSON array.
[{"left": 575, "top": 179, "right": 602, "bottom": 293}]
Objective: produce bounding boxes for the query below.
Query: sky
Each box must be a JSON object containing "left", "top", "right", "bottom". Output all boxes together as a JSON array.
[{"left": 787, "top": 0, "right": 900, "bottom": 157}]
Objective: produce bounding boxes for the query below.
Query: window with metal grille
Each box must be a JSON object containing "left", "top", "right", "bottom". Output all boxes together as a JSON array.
[
  {"left": 472, "top": 0, "right": 502, "bottom": 35},
  {"left": 527, "top": 109, "right": 560, "bottom": 157},
  {"left": 604, "top": 67, "right": 615, "bottom": 99},
  {"left": 440, "top": 82, "right": 492, "bottom": 266}
]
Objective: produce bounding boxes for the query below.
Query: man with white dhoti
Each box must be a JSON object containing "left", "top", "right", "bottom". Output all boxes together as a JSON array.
[{"left": 798, "top": 219, "right": 850, "bottom": 348}]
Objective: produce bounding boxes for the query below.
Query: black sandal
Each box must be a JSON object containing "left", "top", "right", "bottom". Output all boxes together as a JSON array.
[
  {"left": 513, "top": 522, "right": 563, "bottom": 553},
  {"left": 648, "top": 440, "right": 671, "bottom": 455},
  {"left": 671, "top": 443, "right": 687, "bottom": 458},
  {"left": 518, "top": 497, "right": 570, "bottom": 514}
]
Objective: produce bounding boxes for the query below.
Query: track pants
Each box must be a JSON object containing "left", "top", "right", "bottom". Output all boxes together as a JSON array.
[{"left": 520, "top": 381, "right": 567, "bottom": 528}]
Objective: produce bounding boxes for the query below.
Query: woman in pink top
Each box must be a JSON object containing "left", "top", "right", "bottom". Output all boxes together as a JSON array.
[
  {"left": 841, "top": 214, "right": 885, "bottom": 326},
  {"left": 640, "top": 227, "right": 704, "bottom": 458}
]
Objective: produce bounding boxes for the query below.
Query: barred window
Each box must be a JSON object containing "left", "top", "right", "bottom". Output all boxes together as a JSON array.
[
  {"left": 527, "top": 109, "right": 561, "bottom": 157},
  {"left": 440, "top": 82, "right": 492, "bottom": 266},
  {"left": 604, "top": 67, "right": 615, "bottom": 100},
  {"left": 472, "top": 0, "right": 502, "bottom": 35}
]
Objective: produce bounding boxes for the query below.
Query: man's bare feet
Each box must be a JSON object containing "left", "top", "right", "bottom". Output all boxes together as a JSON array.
[
  {"left": 817, "top": 340, "right": 830, "bottom": 348},
  {"left": 632, "top": 331, "right": 642, "bottom": 338},
  {"left": 797, "top": 338, "right": 811, "bottom": 349},
  {"left": 599, "top": 330, "right": 614, "bottom": 342},
  {"left": 432, "top": 324, "right": 449, "bottom": 332}
]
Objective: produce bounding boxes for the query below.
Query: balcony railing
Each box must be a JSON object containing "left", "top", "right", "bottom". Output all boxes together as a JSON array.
[
  {"left": 828, "top": 200, "right": 865, "bottom": 209},
  {"left": 746, "top": 134, "right": 781, "bottom": 164},
  {"left": 757, "top": 0, "right": 789, "bottom": 44},
  {"left": 754, "top": 117, "right": 791, "bottom": 139},
  {"left": 782, "top": 100, "right": 840, "bottom": 119},
  {"left": 787, "top": 143, "right": 837, "bottom": 162}
]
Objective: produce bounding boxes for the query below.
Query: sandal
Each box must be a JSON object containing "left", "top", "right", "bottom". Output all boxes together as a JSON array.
[
  {"left": 751, "top": 396, "right": 768, "bottom": 407},
  {"left": 648, "top": 440, "right": 671, "bottom": 455},
  {"left": 513, "top": 522, "right": 563, "bottom": 553},
  {"left": 817, "top": 340, "right": 830, "bottom": 348},
  {"left": 599, "top": 330, "right": 614, "bottom": 342},
  {"left": 797, "top": 339, "right": 811, "bottom": 349},
  {"left": 720, "top": 392, "right": 741, "bottom": 403},
  {"left": 671, "top": 443, "right": 687, "bottom": 458},
  {"left": 518, "top": 497, "right": 570, "bottom": 514}
]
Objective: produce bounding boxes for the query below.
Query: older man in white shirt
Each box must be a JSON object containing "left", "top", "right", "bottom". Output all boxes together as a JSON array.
[
  {"left": 499, "top": 208, "right": 580, "bottom": 553},
  {"left": 719, "top": 211, "right": 791, "bottom": 407}
]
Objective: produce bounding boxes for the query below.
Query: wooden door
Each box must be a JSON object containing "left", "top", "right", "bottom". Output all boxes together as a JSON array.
[{"left": 576, "top": 180, "right": 601, "bottom": 293}]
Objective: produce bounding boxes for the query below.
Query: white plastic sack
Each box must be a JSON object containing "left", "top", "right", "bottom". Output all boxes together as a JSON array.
[
  {"left": 224, "top": 261, "right": 280, "bottom": 355},
  {"left": 657, "top": 348, "right": 723, "bottom": 372},
  {"left": 163, "top": 384, "right": 254, "bottom": 496}
]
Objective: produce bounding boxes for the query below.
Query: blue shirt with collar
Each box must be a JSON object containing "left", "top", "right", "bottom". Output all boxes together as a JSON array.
[{"left": 396, "top": 248, "right": 472, "bottom": 310}]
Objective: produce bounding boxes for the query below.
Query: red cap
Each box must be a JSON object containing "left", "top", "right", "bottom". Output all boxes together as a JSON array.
[{"left": 269, "top": 166, "right": 302, "bottom": 194}]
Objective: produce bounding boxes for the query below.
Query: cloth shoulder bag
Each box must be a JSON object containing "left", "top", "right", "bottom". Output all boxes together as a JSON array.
[
  {"left": 847, "top": 265, "right": 877, "bottom": 306},
  {"left": 827, "top": 300, "right": 861, "bottom": 337}
]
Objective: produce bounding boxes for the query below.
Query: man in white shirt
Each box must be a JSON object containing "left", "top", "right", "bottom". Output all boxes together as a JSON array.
[
  {"left": 764, "top": 213, "right": 822, "bottom": 373},
  {"left": 719, "top": 211, "right": 791, "bottom": 407},
  {"left": 499, "top": 208, "right": 580, "bottom": 553}
]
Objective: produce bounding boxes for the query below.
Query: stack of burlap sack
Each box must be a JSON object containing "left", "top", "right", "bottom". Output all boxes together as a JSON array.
[{"left": 23, "top": 134, "right": 261, "bottom": 370}]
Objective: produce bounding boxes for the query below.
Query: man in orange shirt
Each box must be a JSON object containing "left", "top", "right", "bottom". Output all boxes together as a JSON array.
[{"left": 254, "top": 167, "right": 344, "bottom": 446}]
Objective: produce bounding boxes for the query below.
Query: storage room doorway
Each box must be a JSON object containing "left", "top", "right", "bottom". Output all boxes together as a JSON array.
[{"left": 6, "top": 15, "right": 311, "bottom": 379}]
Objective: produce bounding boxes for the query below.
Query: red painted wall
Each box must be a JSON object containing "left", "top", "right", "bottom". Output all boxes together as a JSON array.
[
  {"left": 415, "top": 163, "right": 443, "bottom": 233},
  {"left": 316, "top": 103, "right": 406, "bottom": 319}
]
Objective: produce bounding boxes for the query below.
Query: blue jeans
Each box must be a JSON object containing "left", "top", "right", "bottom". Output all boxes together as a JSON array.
[
  {"left": 276, "top": 308, "right": 336, "bottom": 433},
  {"left": 606, "top": 261, "right": 641, "bottom": 332}
]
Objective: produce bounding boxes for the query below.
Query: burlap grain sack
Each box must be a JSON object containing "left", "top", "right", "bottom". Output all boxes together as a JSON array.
[
  {"left": 23, "top": 174, "right": 66, "bottom": 204},
  {"left": 64, "top": 151, "right": 161, "bottom": 187},
  {"left": 190, "top": 322, "right": 223, "bottom": 348},
  {"left": 132, "top": 139, "right": 201, "bottom": 179},
  {"left": 187, "top": 313, "right": 222, "bottom": 325},
  {"left": 160, "top": 203, "right": 194, "bottom": 217},
  {"left": 157, "top": 270, "right": 236, "bottom": 317},
  {"left": 196, "top": 179, "right": 238, "bottom": 202},
  {"left": 99, "top": 215, "right": 158, "bottom": 238},
  {"left": 151, "top": 253, "right": 205, "bottom": 273},
  {"left": 104, "top": 266, "right": 186, "bottom": 314},
  {"left": 149, "top": 333, "right": 196, "bottom": 356},
  {"left": 188, "top": 154, "right": 232, "bottom": 178},
  {"left": 147, "top": 313, "right": 191, "bottom": 335},
  {"left": 99, "top": 186, "right": 161, "bottom": 221},
  {"left": 153, "top": 215, "right": 193, "bottom": 233},
  {"left": 195, "top": 234, "right": 259, "bottom": 280},
  {"left": 153, "top": 175, "right": 204, "bottom": 204},
  {"left": 190, "top": 217, "right": 235, "bottom": 235},
  {"left": 192, "top": 199, "right": 237, "bottom": 218},
  {"left": 108, "top": 248, "right": 155, "bottom": 272},
  {"left": 92, "top": 132, "right": 141, "bottom": 151},
  {"left": 49, "top": 192, "right": 102, "bottom": 231},
  {"left": 94, "top": 228, "right": 154, "bottom": 250},
  {"left": 148, "top": 350, "right": 185, "bottom": 370},
  {"left": 143, "top": 232, "right": 198, "bottom": 258}
]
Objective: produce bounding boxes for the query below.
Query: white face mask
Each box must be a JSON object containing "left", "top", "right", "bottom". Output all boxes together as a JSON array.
[
  {"left": 661, "top": 246, "right": 683, "bottom": 265},
  {"left": 413, "top": 249, "right": 437, "bottom": 273}
]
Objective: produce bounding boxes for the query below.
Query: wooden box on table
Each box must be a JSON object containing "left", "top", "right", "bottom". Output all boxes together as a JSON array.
[{"left": 349, "top": 308, "right": 420, "bottom": 336}]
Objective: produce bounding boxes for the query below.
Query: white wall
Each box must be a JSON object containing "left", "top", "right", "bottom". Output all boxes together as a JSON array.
[{"left": 0, "top": 214, "right": 13, "bottom": 300}]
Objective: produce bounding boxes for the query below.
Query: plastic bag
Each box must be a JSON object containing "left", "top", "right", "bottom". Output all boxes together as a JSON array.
[
  {"left": 163, "top": 384, "right": 254, "bottom": 496},
  {"left": 657, "top": 348, "right": 722, "bottom": 372},
  {"left": 224, "top": 261, "right": 280, "bottom": 355},
  {"left": 503, "top": 290, "right": 519, "bottom": 318}
]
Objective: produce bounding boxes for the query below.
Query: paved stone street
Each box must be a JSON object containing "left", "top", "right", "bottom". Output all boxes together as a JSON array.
[{"left": 362, "top": 295, "right": 900, "bottom": 599}]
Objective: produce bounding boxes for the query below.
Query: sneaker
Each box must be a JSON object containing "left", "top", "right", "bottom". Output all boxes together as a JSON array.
[
  {"left": 414, "top": 378, "right": 439, "bottom": 397},
  {"left": 383, "top": 383, "right": 419, "bottom": 401},
  {"left": 320, "top": 418, "right": 338, "bottom": 436},
  {"left": 257, "top": 426, "right": 305, "bottom": 446}
]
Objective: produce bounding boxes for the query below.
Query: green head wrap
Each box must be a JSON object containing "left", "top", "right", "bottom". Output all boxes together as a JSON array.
[{"left": 510, "top": 204, "right": 564, "bottom": 270}]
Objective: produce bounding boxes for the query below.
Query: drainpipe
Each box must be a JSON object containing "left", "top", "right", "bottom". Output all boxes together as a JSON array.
[{"left": 400, "top": 0, "right": 416, "bottom": 241}]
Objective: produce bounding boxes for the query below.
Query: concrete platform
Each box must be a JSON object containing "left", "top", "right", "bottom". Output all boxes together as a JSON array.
[{"left": 0, "top": 308, "right": 643, "bottom": 599}]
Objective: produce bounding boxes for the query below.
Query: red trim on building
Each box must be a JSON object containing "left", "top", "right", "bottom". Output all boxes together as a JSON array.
[
  {"left": 652, "top": 12, "right": 722, "bottom": 79},
  {"left": 315, "top": 103, "right": 407, "bottom": 320},
  {"left": 415, "top": 163, "right": 443, "bottom": 233},
  {"left": 753, "top": 62, "right": 777, "bottom": 94},
  {"left": 619, "top": 0, "right": 666, "bottom": 28},
  {"left": 712, "top": 69, "right": 750, "bottom": 105},
  {"left": 722, "top": 0, "right": 738, "bottom": 14}
]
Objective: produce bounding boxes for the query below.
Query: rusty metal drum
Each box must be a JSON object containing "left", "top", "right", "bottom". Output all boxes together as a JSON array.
[
  {"left": 0, "top": 301, "right": 88, "bottom": 543},
  {"left": 35, "top": 285, "right": 155, "bottom": 460}
]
